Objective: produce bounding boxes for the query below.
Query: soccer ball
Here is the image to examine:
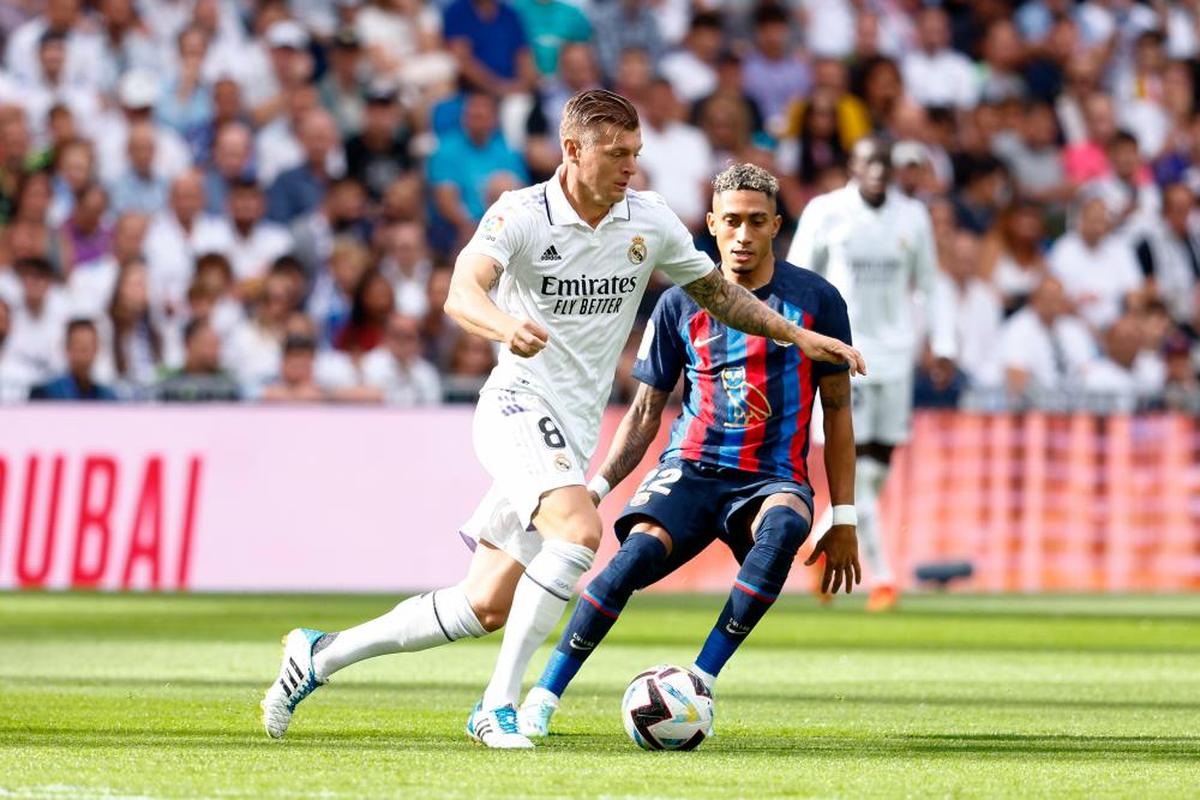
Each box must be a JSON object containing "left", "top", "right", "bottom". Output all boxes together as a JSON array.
[{"left": 621, "top": 664, "right": 714, "bottom": 750}]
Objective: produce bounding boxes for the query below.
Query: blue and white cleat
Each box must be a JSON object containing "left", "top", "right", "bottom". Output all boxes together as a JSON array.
[
  {"left": 517, "top": 687, "right": 559, "bottom": 739},
  {"left": 466, "top": 701, "right": 535, "bottom": 749},
  {"left": 261, "top": 627, "right": 326, "bottom": 739}
]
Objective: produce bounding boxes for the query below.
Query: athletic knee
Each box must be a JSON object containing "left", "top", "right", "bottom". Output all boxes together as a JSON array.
[
  {"left": 463, "top": 589, "right": 510, "bottom": 632},
  {"left": 550, "top": 512, "right": 603, "bottom": 551},
  {"left": 753, "top": 505, "right": 811, "bottom": 557}
]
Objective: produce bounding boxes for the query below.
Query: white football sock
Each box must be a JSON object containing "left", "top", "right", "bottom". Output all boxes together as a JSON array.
[
  {"left": 481, "top": 540, "right": 594, "bottom": 709},
  {"left": 312, "top": 586, "right": 486, "bottom": 680},
  {"left": 690, "top": 664, "right": 717, "bottom": 693},
  {"left": 855, "top": 456, "right": 895, "bottom": 587}
]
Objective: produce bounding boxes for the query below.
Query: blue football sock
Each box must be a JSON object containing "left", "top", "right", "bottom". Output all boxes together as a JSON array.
[
  {"left": 695, "top": 505, "right": 810, "bottom": 678},
  {"left": 536, "top": 532, "right": 668, "bottom": 698}
]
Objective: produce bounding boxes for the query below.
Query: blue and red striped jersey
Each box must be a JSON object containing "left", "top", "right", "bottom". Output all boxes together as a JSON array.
[{"left": 632, "top": 262, "right": 851, "bottom": 483}]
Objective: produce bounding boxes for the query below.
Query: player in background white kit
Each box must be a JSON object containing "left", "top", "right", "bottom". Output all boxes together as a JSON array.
[
  {"left": 787, "top": 137, "right": 955, "bottom": 612},
  {"left": 261, "top": 90, "right": 866, "bottom": 748}
]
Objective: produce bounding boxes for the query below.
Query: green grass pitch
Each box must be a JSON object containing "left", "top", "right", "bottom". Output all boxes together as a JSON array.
[{"left": 1, "top": 592, "right": 1198, "bottom": 799}]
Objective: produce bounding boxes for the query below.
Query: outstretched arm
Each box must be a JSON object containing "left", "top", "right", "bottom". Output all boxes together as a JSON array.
[
  {"left": 804, "top": 370, "right": 861, "bottom": 593},
  {"left": 591, "top": 382, "right": 672, "bottom": 501},
  {"left": 682, "top": 269, "right": 866, "bottom": 375}
]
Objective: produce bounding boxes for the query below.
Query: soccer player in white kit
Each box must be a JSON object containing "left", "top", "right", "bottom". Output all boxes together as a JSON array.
[
  {"left": 787, "top": 137, "right": 955, "bottom": 612},
  {"left": 261, "top": 90, "right": 865, "bottom": 748}
]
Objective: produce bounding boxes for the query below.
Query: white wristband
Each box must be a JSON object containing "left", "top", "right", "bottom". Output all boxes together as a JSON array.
[
  {"left": 587, "top": 475, "right": 611, "bottom": 501},
  {"left": 831, "top": 504, "right": 857, "bottom": 527}
]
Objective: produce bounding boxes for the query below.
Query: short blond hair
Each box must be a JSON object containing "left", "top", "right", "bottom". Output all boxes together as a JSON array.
[{"left": 560, "top": 89, "right": 639, "bottom": 147}]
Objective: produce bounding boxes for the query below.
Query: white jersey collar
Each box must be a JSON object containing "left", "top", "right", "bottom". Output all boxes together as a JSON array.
[{"left": 544, "top": 166, "right": 631, "bottom": 228}]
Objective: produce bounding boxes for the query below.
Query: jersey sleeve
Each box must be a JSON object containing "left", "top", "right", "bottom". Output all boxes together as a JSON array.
[
  {"left": 460, "top": 194, "right": 533, "bottom": 270},
  {"left": 811, "top": 285, "right": 853, "bottom": 381},
  {"left": 786, "top": 196, "right": 828, "bottom": 274},
  {"left": 630, "top": 293, "right": 686, "bottom": 391},
  {"left": 655, "top": 211, "right": 716, "bottom": 286}
]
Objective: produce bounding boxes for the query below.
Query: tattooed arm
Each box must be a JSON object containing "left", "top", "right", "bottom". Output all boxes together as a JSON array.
[
  {"left": 682, "top": 268, "right": 867, "bottom": 375},
  {"left": 592, "top": 382, "right": 672, "bottom": 495},
  {"left": 445, "top": 253, "right": 548, "bottom": 357}
]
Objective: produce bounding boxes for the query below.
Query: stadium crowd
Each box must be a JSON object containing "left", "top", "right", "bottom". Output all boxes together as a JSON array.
[{"left": 0, "top": 0, "right": 1198, "bottom": 412}]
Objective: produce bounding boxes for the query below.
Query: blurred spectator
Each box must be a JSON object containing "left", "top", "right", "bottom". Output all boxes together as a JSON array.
[
  {"left": 981, "top": 200, "right": 1051, "bottom": 316},
  {"left": 156, "top": 26, "right": 213, "bottom": 152},
  {"left": 186, "top": 252, "right": 244, "bottom": 343},
  {"left": 1049, "top": 194, "right": 1144, "bottom": 330},
  {"left": 0, "top": 296, "right": 20, "bottom": 401},
  {"left": 742, "top": 5, "right": 811, "bottom": 134},
  {"left": 1136, "top": 182, "right": 1200, "bottom": 324},
  {"left": 930, "top": 230, "right": 1004, "bottom": 391},
  {"left": 591, "top": 2, "right": 663, "bottom": 83},
  {"left": 203, "top": 121, "right": 254, "bottom": 216},
  {"left": 524, "top": 41, "right": 602, "bottom": 182},
  {"left": 999, "top": 276, "right": 1097, "bottom": 401},
  {"left": 1064, "top": 93, "right": 1120, "bottom": 185},
  {"left": 380, "top": 221, "right": 433, "bottom": 318},
  {"left": 345, "top": 84, "right": 412, "bottom": 201},
  {"left": 902, "top": 7, "right": 978, "bottom": 110},
  {"left": 512, "top": 0, "right": 592, "bottom": 78},
  {"left": 660, "top": 12, "right": 724, "bottom": 106},
  {"left": 156, "top": 317, "right": 240, "bottom": 402},
  {"left": 1163, "top": 331, "right": 1199, "bottom": 409},
  {"left": 4, "top": 257, "right": 69, "bottom": 392},
  {"left": 95, "top": 0, "right": 161, "bottom": 95},
  {"left": 21, "top": 30, "right": 102, "bottom": 142},
  {"left": 109, "top": 120, "right": 168, "bottom": 215},
  {"left": 283, "top": 310, "right": 365, "bottom": 395},
  {"left": 428, "top": 92, "right": 527, "bottom": 245},
  {"left": 442, "top": 330, "right": 496, "bottom": 402},
  {"left": 143, "top": 169, "right": 233, "bottom": 316},
  {"left": 801, "top": 0, "right": 858, "bottom": 60},
  {"left": 698, "top": 94, "right": 774, "bottom": 176},
  {"left": 991, "top": 101, "right": 1070, "bottom": 205},
  {"left": 694, "top": 51, "right": 765, "bottom": 137},
  {"left": 1089, "top": 129, "right": 1160, "bottom": 235},
  {"left": 638, "top": 79, "right": 712, "bottom": 232},
  {"left": 58, "top": 183, "right": 112, "bottom": 273},
  {"left": 361, "top": 311, "right": 442, "bottom": 405},
  {"left": 261, "top": 333, "right": 325, "bottom": 402},
  {"left": 29, "top": 317, "right": 115, "bottom": 400},
  {"left": 335, "top": 268, "right": 394, "bottom": 359},
  {"left": 319, "top": 26, "right": 368, "bottom": 138},
  {"left": 95, "top": 257, "right": 162, "bottom": 389},
  {"left": 952, "top": 155, "right": 1007, "bottom": 235},
  {"left": 95, "top": 69, "right": 192, "bottom": 187},
  {"left": 225, "top": 179, "right": 293, "bottom": 287},
  {"left": 5, "top": 0, "right": 103, "bottom": 90},
  {"left": 611, "top": 46, "right": 655, "bottom": 114},
  {"left": 856, "top": 55, "right": 904, "bottom": 130},
  {"left": 291, "top": 177, "right": 372, "bottom": 278},
  {"left": 976, "top": 19, "right": 1027, "bottom": 107},
  {"left": 266, "top": 108, "right": 341, "bottom": 224},
  {"left": 68, "top": 212, "right": 145, "bottom": 317},
  {"left": 225, "top": 271, "right": 294, "bottom": 392},
  {"left": 891, "top": 140, "right": 934, "bottom": 200},
  {"left": 1081, "top": 311, "right": 1167, "bottom": 411},
  {"left": 421, "top": 266, "right": 459, "bottom": 369},
  {"left": 779, "top": 87, "right": 850, "bottom": 213},
  {"left": 443, "top": 0, "right": 537, "bottom": 97},
  {"left": 48, "top": 137, "right": 93, "bottom": 227},
  {"left": 355, "top": 0, "right": 457, "bottom": 105},
  {"left": 255, "top": 85, "right": 326, "bottom": 187}
]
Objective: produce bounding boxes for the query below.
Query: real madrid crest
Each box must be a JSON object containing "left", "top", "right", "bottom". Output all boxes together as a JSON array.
[{"left": 627, "top": 235, "right": 647, "bottom": 264}]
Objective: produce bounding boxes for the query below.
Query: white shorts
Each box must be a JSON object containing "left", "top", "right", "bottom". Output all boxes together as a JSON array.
[
  {"left": 459, "top": 388, "right": 589, "bottom": 566},
  {"left": 852, "top": 374, "right": 914, "bottom": 446}
]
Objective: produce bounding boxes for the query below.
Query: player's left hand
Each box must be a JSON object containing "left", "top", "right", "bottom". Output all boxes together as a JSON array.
[
  {"left": 794, "top": 330, "right": 867, "bottom": 377},
  {"left": 805, "top": 525, "right": 861, "bottom": 594}
]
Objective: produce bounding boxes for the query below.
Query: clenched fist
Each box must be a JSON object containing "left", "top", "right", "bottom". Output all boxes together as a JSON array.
[{"left": 504, "top": 318, "right": 550, "bottom": 357}]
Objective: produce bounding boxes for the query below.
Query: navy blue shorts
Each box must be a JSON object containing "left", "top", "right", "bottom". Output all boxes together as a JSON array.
[{"left": 614, "top": 458, "right": 814, "bottom": 568}]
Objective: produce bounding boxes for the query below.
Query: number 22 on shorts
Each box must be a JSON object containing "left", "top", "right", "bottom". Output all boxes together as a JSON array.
[{"left": 629, "top": 466, "right": 682, "bottom": 507}]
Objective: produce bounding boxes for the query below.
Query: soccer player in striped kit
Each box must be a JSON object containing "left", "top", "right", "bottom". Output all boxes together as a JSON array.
[{"left": 518, "top": 163, "right": 861, "bottom": 737}]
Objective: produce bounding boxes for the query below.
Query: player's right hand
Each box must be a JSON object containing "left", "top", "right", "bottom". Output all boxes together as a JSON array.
[
  {"left": 504, "top": 318, "right": 549, "bottom": 357},
  {"left": 794, "top": 330, "right": 867, "bottom": 377},
  {"left": 805, "top": 525, "right": 861, "bottom": 594}
]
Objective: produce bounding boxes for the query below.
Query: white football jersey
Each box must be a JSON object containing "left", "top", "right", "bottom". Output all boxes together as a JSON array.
[
  {"left": 461, "top": 169, "right": 714, "bottom": 458},
  {"left": 787, "top": 183, "right": 954, "bottom": 383}
]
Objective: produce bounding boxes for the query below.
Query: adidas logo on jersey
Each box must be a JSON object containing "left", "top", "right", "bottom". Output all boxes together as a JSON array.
[{"left": 539, "top": 245, "right": 563, "bottom": 262}]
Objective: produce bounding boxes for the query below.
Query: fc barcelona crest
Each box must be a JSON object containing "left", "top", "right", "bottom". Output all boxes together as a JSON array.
[{"left": 628, "top": 235, "right": 647, "bottom": 264}]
